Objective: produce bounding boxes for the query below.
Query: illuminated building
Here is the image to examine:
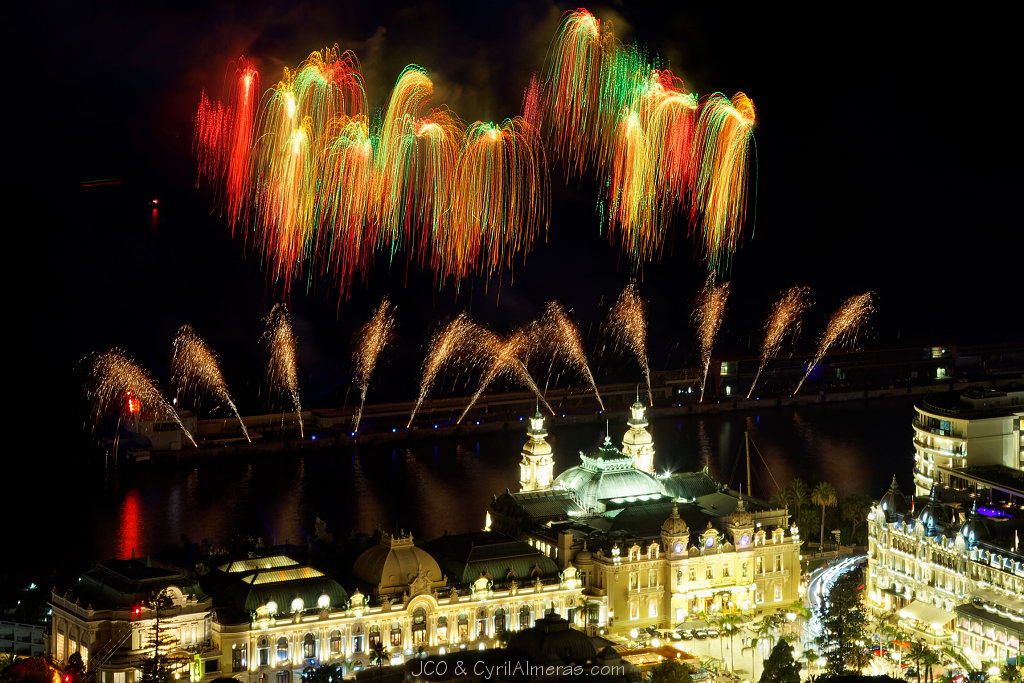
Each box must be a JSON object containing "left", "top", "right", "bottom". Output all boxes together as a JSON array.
[
  {"left": 912, "top": 387, "right": 1024, "bottom": 497},
  {"left": 865, "top": 478, "right": 1024, "bottom": 667},
  {"left": 491, "top": 403, "right": 802, "bottom": 635},
  {"left": 48, "top": 559, "right": 212, "bottom": 683},
  {"left": 52, "top": 535, "right": 581, "bottom": 681}
]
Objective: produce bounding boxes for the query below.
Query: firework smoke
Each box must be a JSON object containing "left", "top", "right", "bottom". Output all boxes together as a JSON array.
[
  {"left": 85, "top": 350, "right": 197, "bottom": 447},
  {"left": 352, "top": 298, "right": 396, "bottom": 432},
  {"left": 606, "top": 283, "right": 652, "bottom": 404},
  {"left": 693, "top": 275, "right": 731, "bottom": 402},
  {"left": 794, "top": 292, "right": 875, "bottom": 395},
  {"left": 537, "top": 301, "right": 603, "bottom": 409},
  {"left": 171, "top": 325, "right": 250, "bottom": 441},
  {"left": 746, "top": 286, "right": 812, "bottom": 398},
  {"left": 263, "top": 303, "right": 304, "bottom": 436}
]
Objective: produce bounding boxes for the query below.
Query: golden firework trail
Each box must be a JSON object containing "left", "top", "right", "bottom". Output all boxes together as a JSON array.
[
  {"left": 408, "top": 313, "right": 477, "bottom": 427},
  {"left": 85, "top": 350, "right": 197, "bottom": 447},
  {"left": 171, "top": 325, "right": 250, "bottom": 442},
  {"left": 458, "top": 326, "right": 553, "bottom": 424},
  {"left": 263, "top": 303, "right": 304, "bottom": 436},
  {"left": 693, "top": 275, "right": 730, "bottom": 403},
  {"left": 746, "top": 286, "right": 812, "bottom": 398},
  {"left": 793, "top": 292, "right": 875, "bottom": 395},
  {"left": 352, "top": 298, "right": 396, "bottom": 432},
  {"left": 537, "top": 301, "right": 603, "bottom": 410},
  {"left": 606, "top": 283, "right": 652, "bottom": 405}
]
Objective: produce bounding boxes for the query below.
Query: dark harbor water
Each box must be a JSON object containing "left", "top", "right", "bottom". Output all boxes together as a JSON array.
[{"left": 30, "top": 395, "right": 917, "bottom": 578}]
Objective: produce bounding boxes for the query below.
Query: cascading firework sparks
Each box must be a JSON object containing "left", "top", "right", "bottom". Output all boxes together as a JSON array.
[
  {"left": 747, "top": 286, "right": 812, "bottom": 398},
  {"left": 537, "top": 301, "right": 603, "bottom": 410},
  {"left": 263, "top": 303, "right": 304, "bottom": 435},
  {"left": 85, "top": 351, "right": 197, "bottom": 447},
  {"left": 194, "top": 10, "right": 760, "bottom": 299},
  {"left": 693, "top": 275, "right": 730, "bottom": 403},
  {"left": 352, "top": 298, "right": 396, "bottom": 432},
  {"left": 408, "top": 314, "right": 476, "bottom": 427},
  {"left": 688, "top": 92, "right": 756, "bottom": 273},
  {"left": 535, "top": 9, "right": 755, "bottom": 271},
  {"left": 458, "top": 327, "right": 553, "bottom": 424},
  {"left": 606, "top": 283, "right": 652, "bottom": 405},
  {"left": 793, "top": 292, "right": 875, "bottom": 395},
  {"left": 171, "top": 325, "right": 250, "bottom": 442}
]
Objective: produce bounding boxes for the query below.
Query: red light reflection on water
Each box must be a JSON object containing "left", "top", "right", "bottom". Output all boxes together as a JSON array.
[{"left": 118, "top": 490, "right": 143, "bottom": 559}]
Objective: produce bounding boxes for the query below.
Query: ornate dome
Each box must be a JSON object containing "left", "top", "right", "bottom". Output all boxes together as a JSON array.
[
  {"left": 574, "top": 541, "right": 593, "bottom": 565},
  {"left": 508, "top": 613, "right": 597, "bottom": 665},
  {"left": 352, "top": 532, "right": 445, "bottom": 596},
  {"left": 552, "top": 435, "right": 666, "bottom": 511},
  {"left": 522, "top": 411, "right": 552, "bottom": 457},
  {"left": 959, "top": 499, "right": 987, "bottom": 549},
  {"left": 918, "top": 485, "right": 945, "bottom": 537},
  {"left": 879, "top": 474, "right": 908, "bottom": 521},
  {"left": 661, "top": 502, "right": 689, "bottom": 536},
  {"left": 727, "top": 495, "right": 753, "bottom": 527}
]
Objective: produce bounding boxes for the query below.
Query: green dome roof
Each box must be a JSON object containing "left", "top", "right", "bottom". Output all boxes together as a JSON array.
[{"left": 552, "top": 435, "right": 666, "bottom": 510}]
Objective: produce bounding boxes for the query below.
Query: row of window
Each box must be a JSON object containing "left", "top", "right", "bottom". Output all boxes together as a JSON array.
[{"left": 243, "top": 605, "right": 559, "bottom": 669}]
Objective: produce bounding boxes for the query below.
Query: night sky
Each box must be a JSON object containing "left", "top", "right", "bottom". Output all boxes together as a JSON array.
[{"left": 14, "top": 2, "right": 1022, "bottom": 458}]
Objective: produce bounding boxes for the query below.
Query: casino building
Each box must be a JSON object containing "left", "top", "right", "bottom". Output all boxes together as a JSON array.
[{"left": 492, "top": 401, "right": 802, "bottom": 635}]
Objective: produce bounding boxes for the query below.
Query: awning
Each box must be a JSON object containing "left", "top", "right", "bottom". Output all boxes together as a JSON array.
[
  {"left": 972, "top": 586, "right": 1024, "bottom": 615},
  {"left": 900, "top": 600, "right": 955, "bottom": 628}
]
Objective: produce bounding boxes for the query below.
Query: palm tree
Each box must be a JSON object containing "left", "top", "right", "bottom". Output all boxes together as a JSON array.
[
  {"left": 790, "top": 479, "right": 809, "bottom": 525},
  {"left": 1000, "top": 663, "right": 1021, "bottom": 683},
  {"left": 709, "top": 614, "right": 743, "bottom": 672},
  {"left": 811, "top": 482, "right": 838, "bottom": 550},
  {"left": 742, "top": 633, "right": 767, "bottom": 680},
  {"left": 369, "top": 641, "right": 389, "bottom": 681},
  {"left": 920, "top": 647, "right": 940, "bottom": 683},
  {"left": 907, "top": 640, "right": 929, "bottom": 683},
  {"left": 841, "top": 494, "right": 874, "bottom": 545}
]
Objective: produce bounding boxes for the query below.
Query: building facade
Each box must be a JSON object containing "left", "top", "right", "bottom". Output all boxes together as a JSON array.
[
  {"left": 866, "top": 478, "right": 1024, "bottom": 667},
  {"left": 913, "top": 387, "right": 1023, "bottom": 496},
  {"left": 52, "top": 536, "right": 582, "bottom": 682},
  {"left": 492, "top": 403, "right": 802, "bottom": 636}
]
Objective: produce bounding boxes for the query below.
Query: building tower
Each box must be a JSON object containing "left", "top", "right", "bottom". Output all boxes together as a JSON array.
[
  {"left": 622, "top": 399, "right": 656, "bottom": 474},
  {"left": 520, "top": 410, "right": 554, "bottom": 492}
]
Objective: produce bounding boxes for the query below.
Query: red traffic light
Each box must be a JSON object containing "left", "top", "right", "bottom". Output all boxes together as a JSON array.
[{"left": 134, "top": 606, "right": 141, "bottom": 616}]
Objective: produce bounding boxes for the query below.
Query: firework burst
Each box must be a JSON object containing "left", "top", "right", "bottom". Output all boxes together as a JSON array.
[
  {"left": 458, "top": 327, "right": 552, "bottom": 424},
  {"left": 408, "top": 314, "right": 477, "bottom": 427},
  {"left": 352, "top": 298, "right": 397, "bottom": 432},
  {"left": 263, "top": 303, "right": 303, "bottom": 435},
  {"left": 606, "top": 283, "right": 652, "bottom": 405},
  {"left": 693, "top": 275, "right": 731, "bottom": 402},
  {"left": 537, "top": 301, "right": 603, "bottom": 409},
  {"left": 794, "top": 292, "right": 875, "bottom": 395},
  {"left": 84, "top": 351, "right": 197, "bottom": 446},
  {"left": 171, "top": 325, "right": 250, "bottom": 441},
  {"left": 747, "top": 286, "right": 812, "bottom": 398}
]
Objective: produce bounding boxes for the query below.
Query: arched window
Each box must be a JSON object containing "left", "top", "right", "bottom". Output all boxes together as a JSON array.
[
  {"left": 519, "top": 604, "right": 531, "bottom": 630},
  {"left": 457, "top": 613, "right": 469, "bottom": 641},
  {"left": 352, "top": 626, "right": 364, "bottom": 654},
  {"left": 412, "top": 608, "right": 427, "bottom": 644},
  {"left": 329, "top": 630, "right": 342, "bottom": 656},
  {"left": 368, "top": 625, "right": 380, "bottom": 648},
  {"left": 258, "top": 637, "right": 270, "bottom": 667},
  {"left": 437, "top": 616, "right": 448, "bottom": 643},
  {"left": 476, "top": 608, "right": 488, "bottom": 638},
  {"left": 493, "top": 608, "right": 506, "bottom": 634},
  {"left": 390, "top": 621, "right": 402, "bottom": 648},
  {"left": 276, "top": 636, "right": 288, "bottom": 661},
  {"left": 303, "top": 633, "right": 316, "bottom": 659}
]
